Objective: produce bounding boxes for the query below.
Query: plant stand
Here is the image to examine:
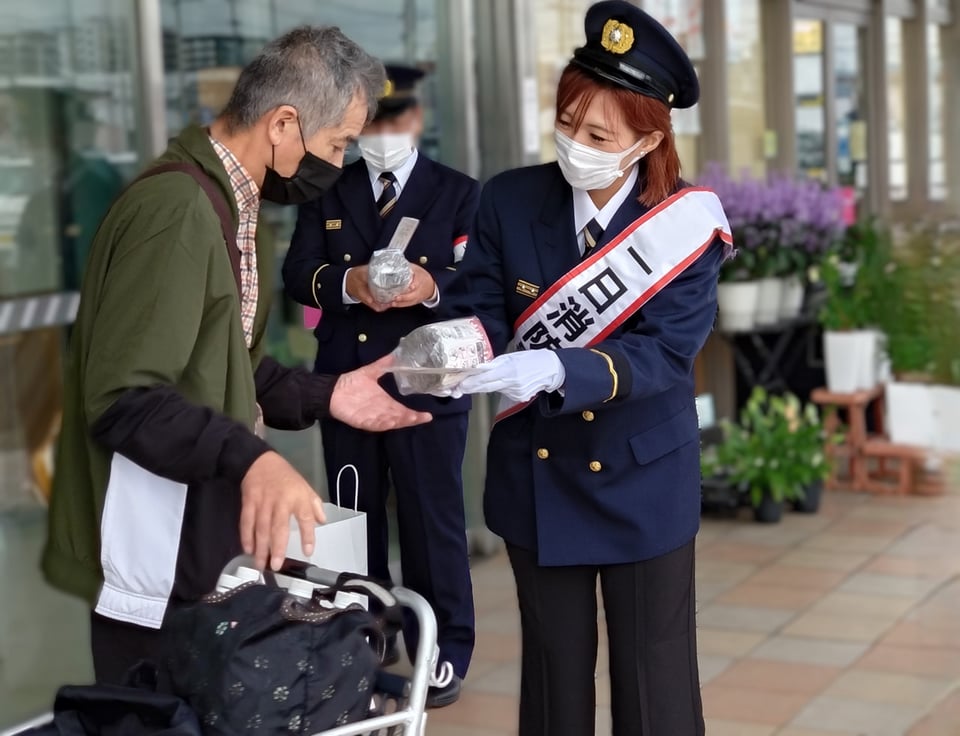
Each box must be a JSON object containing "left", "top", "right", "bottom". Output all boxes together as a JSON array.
[
  {"left": 719, "top": 315, "right": 818, "bottom": 394},
  {"left": 862, "top": 440, "right": 953, "bottom": 496},
  {"left": 811, "top": 385, "right": 885, "bottom": 492}
]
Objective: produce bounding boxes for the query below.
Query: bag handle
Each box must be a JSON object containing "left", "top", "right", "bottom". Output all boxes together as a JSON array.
[
  {"left": 216, "top": 555, "right": 399, "bottom": 610},
  {"left": 279, "top": 559, "right": 398, "bottom": 610},
  {"left": 335, "top": 464, "right": 359, "bottom": 511}
]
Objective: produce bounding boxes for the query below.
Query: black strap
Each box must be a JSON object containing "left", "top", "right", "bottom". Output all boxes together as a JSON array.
[{"left": 136, "top": 162, "right": 242, "bottom": 298}]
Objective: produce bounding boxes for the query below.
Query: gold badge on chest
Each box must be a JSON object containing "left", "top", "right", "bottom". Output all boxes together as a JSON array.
[
  {"left": 515, "top": 279, "right": 540, "bottom": 299},
  {"left": 325, "top": 219, "right": 342, "bottom": 230}
]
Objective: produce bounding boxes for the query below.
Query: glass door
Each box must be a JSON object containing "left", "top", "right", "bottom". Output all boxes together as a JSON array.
[
  {"left": 792, "top": 13, "right": 871, "bottom": 214},
  {"left": 793, "top": 19, "right": 827, "bottom": 181},
  {"left": 833, "top": 22, "right": 868, "bottom": 193},
  {"left": 0, "top": 1, "right": 145, "bottom": 727}
]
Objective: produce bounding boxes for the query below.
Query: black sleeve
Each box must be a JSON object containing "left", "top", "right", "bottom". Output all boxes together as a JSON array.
[
  {"left": 254, "top": 356, "right": 337, "bottom": 430},
  {"left": 90, "top": 385, "right": 272, "bottom": 486}
]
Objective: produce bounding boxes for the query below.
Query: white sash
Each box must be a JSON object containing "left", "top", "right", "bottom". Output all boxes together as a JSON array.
[{"left": 496, "top": 187, "right": 732, "bottom": 421}]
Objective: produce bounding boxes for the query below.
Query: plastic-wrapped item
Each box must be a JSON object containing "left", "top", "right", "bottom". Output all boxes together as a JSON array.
[
  {"left": 391, "top": 317, "right": 494, "bottom": 396},
  {"left": 368, "top": 248, "right": 413, "bottom": 303}
]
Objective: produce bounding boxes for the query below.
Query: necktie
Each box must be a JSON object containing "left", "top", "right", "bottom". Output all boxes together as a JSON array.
[
  {"left": 377, "top": 171, "right": 398, "bottom": 218},
  {"left": 582, "top": 217, "right": 604, "bottom": 256}
]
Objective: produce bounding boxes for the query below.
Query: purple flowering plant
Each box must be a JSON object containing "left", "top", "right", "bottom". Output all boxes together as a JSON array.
[{"left": 698, "top": 163, "right": 846, "bottom": 282}]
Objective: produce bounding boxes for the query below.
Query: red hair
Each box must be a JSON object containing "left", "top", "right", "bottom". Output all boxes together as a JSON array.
[{"left": 555, "top": 64, "right": 681, "bottom": 207}]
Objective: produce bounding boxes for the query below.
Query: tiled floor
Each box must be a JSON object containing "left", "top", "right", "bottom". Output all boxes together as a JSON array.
[{"left": 428, "top": 489, "right": 960, "bottom": 735}]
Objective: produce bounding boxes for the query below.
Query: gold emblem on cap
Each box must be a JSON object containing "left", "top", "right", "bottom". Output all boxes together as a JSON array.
[
  {"left": 601, "top": 19, "right": 634, "bottom": 54},
  {"left": 383, "top": 79, "right": 395, "bottom": 98}
]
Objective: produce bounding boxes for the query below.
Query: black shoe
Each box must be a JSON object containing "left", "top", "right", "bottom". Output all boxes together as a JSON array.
[
  {"left": 381, "top": 638, "right": 401, "bottom": 667},
  {"left": 426, "top": 675, "right": 462, "bottom": 708}
]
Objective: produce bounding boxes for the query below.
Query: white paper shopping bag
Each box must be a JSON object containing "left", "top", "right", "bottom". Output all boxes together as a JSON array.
[{"left": 285, "top": 465, "right": 367, "bottom": 608}]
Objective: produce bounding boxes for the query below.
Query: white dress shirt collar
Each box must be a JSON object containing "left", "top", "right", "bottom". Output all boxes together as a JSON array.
[{"left": 572, "top": 164, "right": 640, "bottom": 237}]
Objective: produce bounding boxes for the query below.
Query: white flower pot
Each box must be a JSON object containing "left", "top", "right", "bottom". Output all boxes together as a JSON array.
[
  {"left": 778, "top": 276, "right": 805, "bottom": 320},
  {"left": 754, "top": 277, "right": 784, "bottom": 325},
  {"left": 824, "top": 330, "right": 881, "bottom": 393},
  {"left": 887, "top": 381, "right": 937, "bottom": 448},
  {"left": 717, "top": 281, "right": 760, "bottom": 332},
  {"left": 932, "top": 385, "right": 960, "bottom": 453},
  {"left": 857, "top": 329, "right": 884, "bottom": 390}
]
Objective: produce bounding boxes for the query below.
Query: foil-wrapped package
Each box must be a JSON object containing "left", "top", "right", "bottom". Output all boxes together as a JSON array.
[
  {"left": 368, "top": 249, "right": 412, "bottom": 303},
  {"left": 391, "top": 317, "right": 494, "bottom": 396}
]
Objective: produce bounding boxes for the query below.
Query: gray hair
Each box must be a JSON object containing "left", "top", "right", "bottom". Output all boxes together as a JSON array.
[{"left": 221, "top": 26, "right": 385, "bottom": 137}]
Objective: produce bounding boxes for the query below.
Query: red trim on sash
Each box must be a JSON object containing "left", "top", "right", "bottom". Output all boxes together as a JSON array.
[
  {"left": 512, "top": 187, "right": 731, "bottom": 334},
  {"left": 493, "top": 187, "right": 731, "bottom": 424}
]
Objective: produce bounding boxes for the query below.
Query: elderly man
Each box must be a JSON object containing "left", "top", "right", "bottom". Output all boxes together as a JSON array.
[{"left": 41, "top": 26, "right": 429, "bottom": 686}]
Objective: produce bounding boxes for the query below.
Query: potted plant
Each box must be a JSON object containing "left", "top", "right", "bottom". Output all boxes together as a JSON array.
[
  {"left": 785, "top": 396, "right": 838, "bottom": 513},
  {"left": 699, "top": 164, "right": 845, "bottom": 328},
  {"left": 882, "top": 224, "right": 960, "bottom": 450},
  {"left": 708, "top": 388, "right": 830, "bottom": 522},
  {"left": 818, "top": 218, "right": 891, "bottom": 393},
  {"left": 698, "top": 164, "right": 762, "bottom": 331},
  {"left": 700, "top": 447, "right": 742, "bottom": 513},
  {"left": 930, "top": 229, "right": 960, "bottom": 452}
]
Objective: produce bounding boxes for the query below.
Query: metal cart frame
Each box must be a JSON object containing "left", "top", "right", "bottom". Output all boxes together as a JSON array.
[{"left": 2, "top": 557, "right": 438, "bottom": 736}]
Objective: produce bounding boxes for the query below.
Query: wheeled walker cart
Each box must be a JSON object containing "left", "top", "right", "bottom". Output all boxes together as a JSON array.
[{"left": 2, "top": 555, "right": 439, "bottom": 736}]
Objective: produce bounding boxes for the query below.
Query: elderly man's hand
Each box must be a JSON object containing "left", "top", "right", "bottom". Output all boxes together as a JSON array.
[
  {"left": 240, "top": 451, "right": 325, "bottom": 571},
  {"left": 330, "top": 354, "right": 432, "bottom": 431}
]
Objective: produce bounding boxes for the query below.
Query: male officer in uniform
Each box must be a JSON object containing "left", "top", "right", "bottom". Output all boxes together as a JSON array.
[{"left": 283, "top": 65, "right": 478, "bottom": 708}]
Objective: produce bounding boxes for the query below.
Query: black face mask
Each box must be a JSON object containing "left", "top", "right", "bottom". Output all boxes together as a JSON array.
[{"left": 260, "top": 121, "right": 343, "bottom": 205}]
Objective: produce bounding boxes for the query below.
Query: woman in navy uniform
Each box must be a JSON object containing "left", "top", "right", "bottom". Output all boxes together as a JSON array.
[
  {"left": 282, "top": 65, "right": 479, "bottom": 708},
  {"left": 445, "top": 2, "right": 732, "bottom": 734}
]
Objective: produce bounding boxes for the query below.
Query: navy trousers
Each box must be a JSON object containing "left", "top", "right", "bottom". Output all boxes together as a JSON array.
[{"left": 319, "top": 412, "right": 475, "bottom": 677}]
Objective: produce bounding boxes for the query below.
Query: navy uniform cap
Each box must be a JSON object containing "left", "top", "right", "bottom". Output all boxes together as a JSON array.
[
  {"left": 376, "top": 64, "right": 426, "bottom": 120},
  {"left": 572, "top": 0, "right": 699, "bottom": 109}
]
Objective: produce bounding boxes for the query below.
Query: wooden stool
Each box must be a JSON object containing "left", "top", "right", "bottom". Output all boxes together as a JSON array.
[
  {"left": 811, "top": 386, "right": 885, "bottom": 492},
  {"left": 863, "top": 439, "right": 952, "bottom": 496}
]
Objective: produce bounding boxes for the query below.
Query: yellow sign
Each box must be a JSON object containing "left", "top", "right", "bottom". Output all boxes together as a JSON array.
[
  {"left": 601, "top": 19, "right": 634, "bottom": 55},
  {"left": 792, "top": 21, "right": 822, "bottom": 54}
]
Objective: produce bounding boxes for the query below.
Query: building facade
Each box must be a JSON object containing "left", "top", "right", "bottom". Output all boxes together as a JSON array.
[{"left": 0, "top": 0, "right": 957, "bottom": 724}]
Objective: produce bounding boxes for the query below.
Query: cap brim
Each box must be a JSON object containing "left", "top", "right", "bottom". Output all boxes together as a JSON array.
[
  {"left": 571, "top": 48, "right": 696, "bottom": 109},
  {"left": 375, "top": 96, "right": 418, "bottom": 120}
]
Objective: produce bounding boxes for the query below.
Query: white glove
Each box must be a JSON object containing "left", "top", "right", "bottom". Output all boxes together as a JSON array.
[{"left": 454, "top": 350, "right": 565, "bottom": 402}]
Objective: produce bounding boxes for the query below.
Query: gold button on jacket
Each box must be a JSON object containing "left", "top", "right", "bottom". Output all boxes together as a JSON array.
[
  {"left": 418, "top": 256, "right": 428, "bottom": 265},
  {"left": 343, "top": 253, "right": 352, "bottom": 262},
  {"left": 589, "top": 461, "right": 602, "bottom": 472},
  {"left": 358, "top": 333, "right": 368, "bottom": 343},
  {"left": 537, "top": 448, "right": 549, "bottom": 460},
  {"left": 582, "top": 410, "right": 595, "bottom": 422}
]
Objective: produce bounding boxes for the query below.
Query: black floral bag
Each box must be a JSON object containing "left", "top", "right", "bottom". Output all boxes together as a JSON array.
[{"left": 165, "top": 565, "right": 398, "bottom": 735}]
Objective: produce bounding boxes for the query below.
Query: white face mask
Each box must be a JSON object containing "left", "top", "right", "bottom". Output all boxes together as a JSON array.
[
  {"left": 357, "top": 132, "right": 415, "bottom": 170},
  {"left": 554, "top": 129, "right": 644, "bottom": 191}
]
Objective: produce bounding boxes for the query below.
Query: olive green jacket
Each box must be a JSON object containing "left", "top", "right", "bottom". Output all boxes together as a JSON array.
[{"left": 42, "top": 125, "right": 276, "bottom": 602}]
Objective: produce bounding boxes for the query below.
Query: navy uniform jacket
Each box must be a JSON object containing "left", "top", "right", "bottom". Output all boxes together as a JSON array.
[
  {"left": 283, "top": 154, "right": 480, "bottom": 414},
  {"left": 447, "top": 163, "right": 724, "bottom": 566}
]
